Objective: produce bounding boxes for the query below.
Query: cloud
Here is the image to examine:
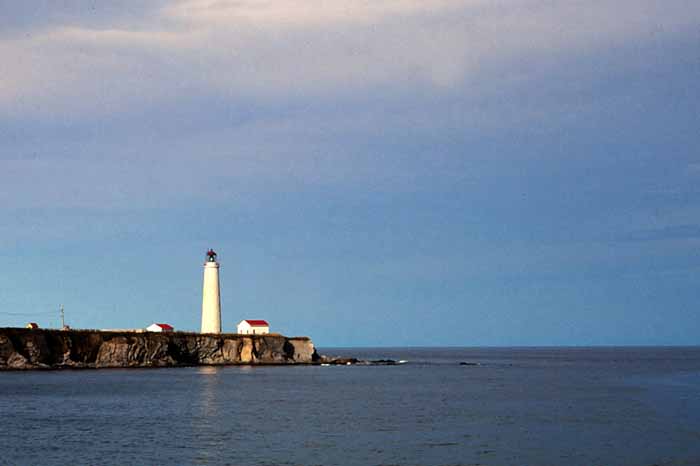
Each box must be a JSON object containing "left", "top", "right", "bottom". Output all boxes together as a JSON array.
[
  {"left": 164, "top": 0, "right": 464, "bottom": 27},
  {"left": 1, "top": 0, "right": 698, "bottom": 118},
  {"left": 0, "top": 1, "right": 170, "bottom": 38},
  {"left": 1, "top": 0, "right": 698, "bottom": 217}
]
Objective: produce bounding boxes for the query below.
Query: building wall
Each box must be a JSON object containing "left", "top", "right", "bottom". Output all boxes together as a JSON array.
[
  {"left": 100, "top": 329, "right": 146, "bottom": 333},
  {"left": 238, "top": 328, "right": 266, "bottom": 334}
]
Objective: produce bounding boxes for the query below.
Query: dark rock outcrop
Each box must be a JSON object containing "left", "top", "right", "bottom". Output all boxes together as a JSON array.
[
  {"left": 0, "top": 328, "right": 319, "bottom": 370},
  {"left": 317, "top": 357, "right": 402, "bottom": 365}
]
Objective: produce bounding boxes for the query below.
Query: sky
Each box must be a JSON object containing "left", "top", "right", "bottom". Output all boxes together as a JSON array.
[{"left": 1, "top": 0, "right": 699, "bottom": 347}]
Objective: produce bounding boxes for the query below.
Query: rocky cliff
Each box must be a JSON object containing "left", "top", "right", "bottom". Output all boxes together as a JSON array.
[{"left": 0, "top": 328, "right": 319, "bottom": 370}]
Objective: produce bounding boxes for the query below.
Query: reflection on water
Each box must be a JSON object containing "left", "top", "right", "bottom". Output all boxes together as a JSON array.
[
  {"left": 192, "top": 366, "right": 226, "bottom": 464},
  {"left": 192, "top": 365, "right": 260, "bottom": 464},
  {"left": 196, "top": 366, "right": 221, "bottom": 417},
  {"left": 196, "top": 366, "right": 221, "bottom": 375}
]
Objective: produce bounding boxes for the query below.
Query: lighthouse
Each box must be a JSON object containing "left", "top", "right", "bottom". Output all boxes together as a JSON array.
[{"left": 201, "top": 249, "right": 222, "bottom": 333}]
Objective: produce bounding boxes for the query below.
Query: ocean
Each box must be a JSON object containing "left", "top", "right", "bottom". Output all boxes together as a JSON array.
[{"left": 1, "top": 347, "right": 699, "bottom": 466}]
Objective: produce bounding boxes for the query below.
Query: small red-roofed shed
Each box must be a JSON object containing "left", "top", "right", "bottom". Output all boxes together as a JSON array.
[
  {"left": 237, "top": 319, "right": 270, "bottom": 335},
  {"left": 146, "top": 323, "right": 174, "bottom": 333}
]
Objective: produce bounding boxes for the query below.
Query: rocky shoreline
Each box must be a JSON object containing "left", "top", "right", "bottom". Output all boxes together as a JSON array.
[
  {"left": 0, "top": 328, "right": 398, "bottom": 370},
  {"left": 0, "top": 327, "right": 319, "bottom": 370}
]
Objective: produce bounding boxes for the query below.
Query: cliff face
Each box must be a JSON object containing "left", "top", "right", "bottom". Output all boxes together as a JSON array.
[{"left": 0, "top": 328, "right": 319, "bottom": 370}]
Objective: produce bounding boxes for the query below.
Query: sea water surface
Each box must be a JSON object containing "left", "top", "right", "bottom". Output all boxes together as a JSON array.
[{"left": 1, "top": 347, "right": 700, "bottom": 466}]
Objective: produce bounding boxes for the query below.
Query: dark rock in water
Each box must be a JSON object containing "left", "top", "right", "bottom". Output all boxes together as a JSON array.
[
  {"left": 0, "top": 328, "right": 319, "bottom": 370},
  {"left": 317, "top": 356, "right": 360, "bottom": 365},
  {"left": 370, "top": 359, "right": 399, "bottom": 365},
  {"left": 316, "top": 355, "right": 399, "bottom": 366},
  {"left": 459, "top": 361, "right": 480, "bottom": 366}
]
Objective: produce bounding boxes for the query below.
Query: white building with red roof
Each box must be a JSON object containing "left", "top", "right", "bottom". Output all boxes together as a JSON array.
[
  {"left": 236, "top": 319, "right": 270, "bottom": 335},
  {"left": 146, "top": 323, "right": 174, "bottom": 333}
]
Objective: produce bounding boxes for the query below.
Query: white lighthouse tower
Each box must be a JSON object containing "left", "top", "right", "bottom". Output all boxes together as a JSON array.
[{"left": 201, "top": 249, "right": 222, "bottom": 333}]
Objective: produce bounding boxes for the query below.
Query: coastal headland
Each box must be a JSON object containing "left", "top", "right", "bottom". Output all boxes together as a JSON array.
[{"left": 0, "top": 328, "right": 320, "bottom": 370}]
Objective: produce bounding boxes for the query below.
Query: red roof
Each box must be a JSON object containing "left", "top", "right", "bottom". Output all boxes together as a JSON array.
[
  {"left": 244, "top": 320, "right": 269, "bottom": 327},
  {"left": 155, "top": 323, "right": 173, "bottom": 330}
]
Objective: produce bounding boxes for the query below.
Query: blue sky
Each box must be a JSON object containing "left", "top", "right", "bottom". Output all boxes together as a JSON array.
[{"left": 1, "top": 1, "right": 699, "bottom": 346}]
